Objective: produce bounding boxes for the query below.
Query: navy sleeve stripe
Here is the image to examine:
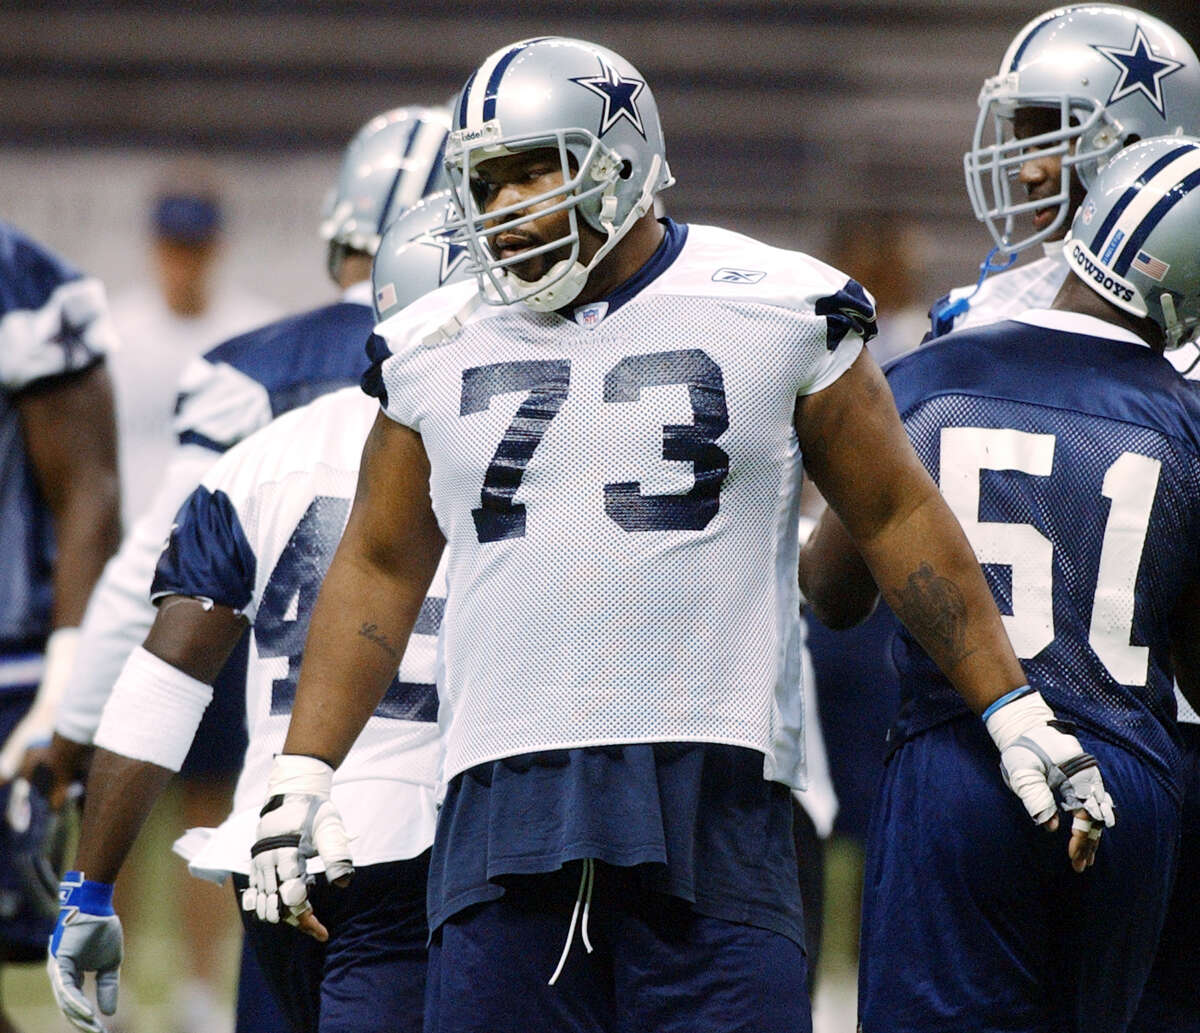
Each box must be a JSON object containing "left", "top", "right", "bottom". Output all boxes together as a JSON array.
[{"left": 177, "top": 428, "right": 231, "bottom": 453}]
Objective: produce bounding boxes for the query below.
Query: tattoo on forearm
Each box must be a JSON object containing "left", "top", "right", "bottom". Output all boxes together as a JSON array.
[
  {"left": 889, "top": 561, "right": 973, "bottom": 667},
  {"left": 357, "top": 622, "right": 400, "bottom": 660}
]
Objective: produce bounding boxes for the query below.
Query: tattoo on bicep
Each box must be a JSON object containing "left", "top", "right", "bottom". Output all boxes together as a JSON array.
[
  {"left": 357, "top": 622, "right": 400, "bottom": 660},
  {"left": 888, "top": 561, "right": 973, "bottom": 667}
]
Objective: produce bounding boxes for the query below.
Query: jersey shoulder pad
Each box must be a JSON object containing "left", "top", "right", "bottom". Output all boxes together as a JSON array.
[{"left": 0, "top": 225, "right": 117, "bottom": 389}]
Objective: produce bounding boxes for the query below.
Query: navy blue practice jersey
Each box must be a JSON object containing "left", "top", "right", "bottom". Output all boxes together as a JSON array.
[
  {"left": 886, "top": 311, "right": 1200, "bottom": 788},
  {"left": 0, "top": 222, "right": 116, "bottom": 648}
]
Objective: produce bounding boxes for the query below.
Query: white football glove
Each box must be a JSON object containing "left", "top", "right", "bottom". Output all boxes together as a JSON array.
[
  {"left": 47, "top": 872, "right": 123, "bottom": 1033},
  {"left": 984, "top": 687, "right": 1117, "bottom": 828},
  {"left": 242, "top": 755, "right": 353, "bottom": 929}
]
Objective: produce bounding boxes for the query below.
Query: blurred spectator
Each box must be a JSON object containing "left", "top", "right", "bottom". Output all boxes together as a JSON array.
[{"left": 108, "top": 163, "right": 280, "bottom": 525}]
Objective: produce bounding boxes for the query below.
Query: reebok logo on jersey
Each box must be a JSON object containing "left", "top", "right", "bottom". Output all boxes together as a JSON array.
[
  {"left": 1070, "top": 243, "right": 1136, "bottom": 305},
  {"left": 712, "top": 268, "right": 766, "bottom": 284}
]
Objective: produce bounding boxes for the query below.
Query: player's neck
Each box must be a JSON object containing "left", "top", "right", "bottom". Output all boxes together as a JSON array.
[
  {"left": 1051, "top": 276, "right": 1164, "bottom": 353},
  {"left": 572, "top": 213, "right": 665, "bottom": 308}
]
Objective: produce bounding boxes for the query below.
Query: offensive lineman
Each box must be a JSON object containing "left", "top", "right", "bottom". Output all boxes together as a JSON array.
[
  {"left": 245, "top": 38, "right": 1113, "bottom": 1033},
  {"left": 0, "top": 223, "right": 121, "bottom": 1033},
  {"left": 43, "top": 198, "right": 470, "bottom": 1033},
  {"left": 802, "top": 135, "right": 1200, "bottom": 1033}
]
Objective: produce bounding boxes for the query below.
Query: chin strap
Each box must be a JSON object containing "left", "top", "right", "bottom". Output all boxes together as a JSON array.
[{"left": 523, "top": 156, "right": 668, "bottom": 313}]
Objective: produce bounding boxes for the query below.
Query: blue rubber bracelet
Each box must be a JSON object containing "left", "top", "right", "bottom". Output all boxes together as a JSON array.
[{"left": 981, "top": 685, "right": 1034, "bottom": 724}]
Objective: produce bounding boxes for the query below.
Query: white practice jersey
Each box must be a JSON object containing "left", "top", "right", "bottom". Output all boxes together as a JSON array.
[
  {"left": 112, "top": 387, "right": 445, "bottom": 879},
  {"left": 56, "top": 282, "right": 373, "bottom": 745},
  {"left": 931, "top": 246, "right": 1070, "bottom": 338},
  {"left": 1171, "top": 344, "right": 1200, "bottom": 724},
  {"left": 372, "top": 222, "right": 869, "bottom": 787},
  {"left": 109, "top": 282, "right": 279, "bottom": 525}
]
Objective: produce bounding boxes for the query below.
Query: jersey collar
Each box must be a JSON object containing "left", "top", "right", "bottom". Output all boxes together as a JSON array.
[
  {"left": 1014, "top": 308, "right": 1153, "bottom": 349},
  {"left": 565, "top": 218, "right": 688, "bottom": 326}
]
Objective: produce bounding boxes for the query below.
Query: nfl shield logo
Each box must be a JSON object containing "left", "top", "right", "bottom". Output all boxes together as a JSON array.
[
  {"left": 574, "top": 302, "right": 608, "bottom": 328},
  {"left": 1081, "top": 200, "right": 1096, "bottom": 226}
]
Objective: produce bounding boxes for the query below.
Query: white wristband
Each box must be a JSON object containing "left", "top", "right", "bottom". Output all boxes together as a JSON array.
[
  {"left": 94, "top": 647, "right": 212, "bottom": 771},
  {"left": 266, "top": 754, "right": 334, "bottom": 798},
  {"left": 983, "top": 688, "right": 1055, "bottom": 752}
]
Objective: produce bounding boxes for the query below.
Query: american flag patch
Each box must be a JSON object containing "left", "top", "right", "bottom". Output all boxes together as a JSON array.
[
  {"left": 1132, "top": 251, "right": 1169, "bottom": 281},
  {"left": 375, "top": 282, "right": 398, "bottom": 311}
]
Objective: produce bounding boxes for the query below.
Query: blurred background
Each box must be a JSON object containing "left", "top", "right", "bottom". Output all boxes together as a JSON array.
[{"left": 2, "top": 1, "right": 1196, "bottom": 1030}]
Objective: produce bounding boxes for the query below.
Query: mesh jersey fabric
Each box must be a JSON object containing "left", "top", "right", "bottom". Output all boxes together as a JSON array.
[
  {"left": 370, "top": 220, "right": 872, "bottom": 786},
  {"left": 148, "top": 388, "right": 444, "bottom": 877},
  {"left": 886, "top": 312, "right": 1200, "bottom": 791}
]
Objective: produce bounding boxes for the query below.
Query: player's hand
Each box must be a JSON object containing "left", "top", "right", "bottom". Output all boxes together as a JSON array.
[
  {"left": 242, "top": 754, "right": 353, "bottom": 942},
  {"left": 984, "top": 687, "right": 1116, "bottom": 872},
  {"left": 47, "top": 872, "right": 123, "bottom": 1033}
]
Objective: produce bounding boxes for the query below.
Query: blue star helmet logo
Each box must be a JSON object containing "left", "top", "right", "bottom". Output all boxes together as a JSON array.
[
  {"left": 571, "top": 61, "right": 647, "bottom": 140},
  {"left": 425, "top": 230, "right": 469, "bottom": 285},
  {"left": 1093, "top": 25, "right": 1185, "bottom": 119},
  {"left": 48, "top": 309, "right": 95, "bottom": 370}
]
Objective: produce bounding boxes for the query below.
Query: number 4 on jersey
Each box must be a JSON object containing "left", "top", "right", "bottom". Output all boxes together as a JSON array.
[{"left": 940, "top": 426, "right": 1161, "bottom": 686}]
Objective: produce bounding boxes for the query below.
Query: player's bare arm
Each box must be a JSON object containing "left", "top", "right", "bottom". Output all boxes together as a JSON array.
[
  {"left": 797, "top": 505, "right": 877, "bottom": 629},
  {"left": 282, "top": 411, "right": 445, "bottom": 768},
  {"left": 794, "top": 349, "right": 1026, "bottom": 711},
  {"left": 1170, "top": 579, "right": 1200, "bottom": 714},
  {"left": 73, "top": 596, "right": 246, "bottom": 883},
  {"left": 17, "top": 363, "right": 121, "bottom": 628}
]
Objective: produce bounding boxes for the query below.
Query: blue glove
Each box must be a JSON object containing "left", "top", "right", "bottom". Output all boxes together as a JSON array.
[{"left": 47, "top": 872, "right": 123, "bottom": 1033}]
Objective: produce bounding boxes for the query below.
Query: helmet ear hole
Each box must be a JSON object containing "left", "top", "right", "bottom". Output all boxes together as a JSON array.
[{"left": 619, "top": 160, "right": 633, "bottom": 180}]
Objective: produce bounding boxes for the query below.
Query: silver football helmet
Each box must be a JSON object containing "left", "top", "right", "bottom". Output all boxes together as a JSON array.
[
  {"left": 1064, "top": 135, "right": 1200, "bottom": 348},
  {"left": 320, "top": 105, "right": 451, "bottom": 277},
  {"left": 371, "top": 190, "right": 471, "bottom": 322},
  {"left": 442, "top": 36, "right": 674, "bottom": 311},
  {"left": 965, "top": 4, "right": 1200, "bottom": 255}
]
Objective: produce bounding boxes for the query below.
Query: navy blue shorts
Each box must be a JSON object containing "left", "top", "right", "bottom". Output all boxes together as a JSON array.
[
  {"left": 0, "top": 687, "right": 56, "bottom": 961},
  {"left": 424, "top": 860, "right": 810, "bottom": 1033},
  {"left": 1129, "top": 723, "right": 1200, "bottom": 1033},
  {"left": 859, "top": 716, "right": 1177, "bottom": 1033},
  {"left": 234, "top": 852, "right": 429, "bottom": 1033}
]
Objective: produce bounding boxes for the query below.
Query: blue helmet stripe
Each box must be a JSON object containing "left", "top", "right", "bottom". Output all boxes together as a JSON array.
[
  {"left": 1113, "top": 165, "right": 1200, "bottom": 275},
  {"left": 456, "top": 72, "right": 477, "bottom": 129},
  {"left": 482, "top": 37, "right": 553, "bottom": 122},
  {"left": 423, "top": 133, "right": 448, "bottom": 197},
  {"left": 375, "top": 120, "right": 424, "bottom": 236},
  {"left": 1089, "top": 143, "right": 1197, "bottom": 252},
  {"left": 1007, "top": 11, "right": 1060, "bottom": 72}
]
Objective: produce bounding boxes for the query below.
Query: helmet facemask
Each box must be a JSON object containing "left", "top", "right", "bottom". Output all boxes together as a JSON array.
[
  {"left": 965, "top": 83, "right": 1117, "bottom": 255},
  {"left": 444, "top": 127, "right": 659, "bottom": 312}
]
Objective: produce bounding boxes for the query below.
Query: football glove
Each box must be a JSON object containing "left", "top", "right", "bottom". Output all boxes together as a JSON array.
[
  {"left": 984, "top": 686, "right": 1117, "bottom": 828},
  {"left": 242, "top": 754, "right": 353, "bottom": 932},
  {"left": 47, "top": 872, "right": 122, "bottom": 1033}
]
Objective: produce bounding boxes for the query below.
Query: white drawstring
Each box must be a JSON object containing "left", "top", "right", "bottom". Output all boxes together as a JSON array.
[{"left": 547, "top": 858, "right": 595, "bottom": 986}]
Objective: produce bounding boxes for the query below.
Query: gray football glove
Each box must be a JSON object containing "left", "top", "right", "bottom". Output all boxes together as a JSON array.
[{"left": 47, "top": 872, "right": 123, "bottom": 1033}]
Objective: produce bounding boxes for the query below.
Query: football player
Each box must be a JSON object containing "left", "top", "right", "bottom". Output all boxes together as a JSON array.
[
  {"left": 44, "top": 197, "right": 469, "bottom": 1033},
  {"left": 801, "top": 136, "right": 1200, "bottom": 1033},
  {"left": 32, "top": 105, "right": 449, "bottom": 1033},
  {"left": 928, "top": 7, "right": 1200, "bottom": 1030},
  {"left": 0, "top": 223, "right": 120, "bottom": 1033},
  {"left": 245, "top": 37, "right": 1112, "bottom": 1033},
  {"left": 929, "top": 4, "right": 1200, "bottom": 339}
]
